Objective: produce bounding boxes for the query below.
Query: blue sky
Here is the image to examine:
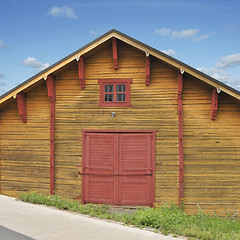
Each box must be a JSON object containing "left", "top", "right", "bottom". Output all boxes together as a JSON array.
[{"left": 1, "top": 0, "right": 240, "bottom": 95}]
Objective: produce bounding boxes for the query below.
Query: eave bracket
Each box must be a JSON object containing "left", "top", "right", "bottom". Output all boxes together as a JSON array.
[
  {"left": 112, "top": 37, "right": 118, "bottom": 70},
  {"left": 145, "top": 55, "right": 150, "bottom": 86},
  {"left": 16, "top": 92, "right": 27, "bottom": 123},
  {"left": 46, "top": 74, "right": 55, "bottom": 103},
  {"left": 78, "top": 56, "right": 85, "bottom": 88},
  {"left": 211, "top": 88, "right": 219, "bottom": 120}
]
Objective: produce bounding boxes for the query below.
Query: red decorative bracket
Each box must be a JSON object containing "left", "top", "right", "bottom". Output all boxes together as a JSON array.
[
  {"left": 178, "top": 70, "right": 183, "bottom": 99},
  {"left": 211, "top": 88, "right": 218, "bottom": 120},
  {"left": 112, "top": 37, "right": 118, "bottom": 70},
  {"left": 16, "top": 92, "right": 27, "bottom": 123},
  {"left": 46, "top": 74, "right": 55, "bottom": 103},
  {"left": 46, "top": 74, "right": 55, "bottom": 195},
  {"left": 178, "top": 69, "right": 184, "bottom": 206},
  {"left": 145, "top": 55, "right": 150, "bottom": 86},
  {"left": 78, "top": 56, "right": 85, "bottom": 88}
]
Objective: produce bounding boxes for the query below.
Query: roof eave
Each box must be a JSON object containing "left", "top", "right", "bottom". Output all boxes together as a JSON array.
[{"left": 0, "top": 29, "right": 116, "bottom": 104}]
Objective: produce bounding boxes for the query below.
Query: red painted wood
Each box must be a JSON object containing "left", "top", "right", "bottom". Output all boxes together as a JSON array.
[
  {"left": 78, "top": 56, "right": 85, "bottom": 88},
  {"left": 82, "top": 129, "right": 156, "bottom": 133},
  {"left": 82, "top": 131, "right": 155, "bottom": 206},
  {"left": 145, "top": 56, "right": 150, "bottom": 86},
  {"left": 46, "top": 74, "right": 55, "bottom": 103},
  {"left": 119, "top": 134, "right": 152, "bottom": 205},
  {"left": 114, "top": 134, "right": 119, "bottom": 204},
  {"left": 81, "top": 133, "right": 86, "bottom": 204},
  {"left": 46, "top": 74, "right": 55, "bottom": 195},
  {"left": 178, "top": 69, "right": 184, "bottom": 205},
  {"left": 16, "top": 92, "right": 27, "bottom": 123},
  {"left": 84, "top": 134, "right": 90, "bottom": 203},
  {"left": 211, "top": 88, "right": 218, "bottom": 120},
  {"left": 84, "top": 133, "right": 115, "bottom": 204},
  {"left": 112, "top": 37, "right": 118, "bottom": 69},
  {"left": 151, "top": 132, "right": 156, "bottom": 207}
]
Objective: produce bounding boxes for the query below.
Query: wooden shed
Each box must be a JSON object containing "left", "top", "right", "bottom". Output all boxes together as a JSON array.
[{"left": 0, "top": 29, "right": 240, "bottom": 215}]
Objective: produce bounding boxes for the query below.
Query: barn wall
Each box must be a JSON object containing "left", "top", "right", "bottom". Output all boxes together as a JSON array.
[
  {"left": 54, "top": 41, "right": 179, "bottom": 202},
  {"left": 0, "top": 39, "right": 239, "bottom": 215},
  {"left": 0, "top": 85, "right": 50, "bottom": 197},
  {"left": 183, "top": 75, "right": 240, "bottom": 215}
]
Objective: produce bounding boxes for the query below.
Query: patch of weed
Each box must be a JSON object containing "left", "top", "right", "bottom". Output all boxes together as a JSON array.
[{"left": 19, "top": 192, "right": 240, "bottom": 240}]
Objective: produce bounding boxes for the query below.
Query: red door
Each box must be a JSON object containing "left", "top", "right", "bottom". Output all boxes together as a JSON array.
[{"left": 82, "top": 132, "right": 155, "bottom": 206}]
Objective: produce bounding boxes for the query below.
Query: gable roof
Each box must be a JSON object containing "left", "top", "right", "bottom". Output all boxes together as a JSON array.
[{"left": 1, "top": 29, "right": 240, "bottom": 105}]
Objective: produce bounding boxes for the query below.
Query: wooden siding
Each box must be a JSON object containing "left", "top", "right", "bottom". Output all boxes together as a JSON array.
[
  {"left": 0, "top": 38, "right": 239, "bottom": 215},
  {"left": 183, "top": 75, "right": 240, "bottom": 215},
  {"left": 0, "top": 85, "right": 50, "bottom": 197},
  {"left": 54, "top": 41, "right": 179, "bottom": 202}
]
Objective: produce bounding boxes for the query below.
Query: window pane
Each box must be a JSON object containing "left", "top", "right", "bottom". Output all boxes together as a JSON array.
[
  {"left": 105, "top": 85, "right": 114, "bottom": 92},
  {"left": 105, "top": 94, "right": 114, "bottom": 102},
  {"left": 117, "top": 93, "right": 125, "bottom": 101},
  {"left": 116, "top": 84, "right": 125, "bottom": 92}
]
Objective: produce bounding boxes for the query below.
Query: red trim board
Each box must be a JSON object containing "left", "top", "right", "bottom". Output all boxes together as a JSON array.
[
  {"left": 178, "top": 70, "right": 184, "bottom": 205},
  {"left": 46, "top": 74, "right": 55, "bottom": 195}
]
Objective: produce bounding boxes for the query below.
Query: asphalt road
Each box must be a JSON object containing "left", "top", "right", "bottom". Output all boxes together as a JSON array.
[
  {"left": 0, "top": 195, "right": 186, "bottom": 240},
  {"left": 0, "top": 225, "right": 35, "bottom": 240}
]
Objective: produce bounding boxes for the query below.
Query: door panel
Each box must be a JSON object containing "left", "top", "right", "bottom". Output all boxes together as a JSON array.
[
  {"left": 84, "top": 134, "right": 115, "bottom": 204},
  {"left": 119, "top": 134, "right": 151, "bottom": 205}
]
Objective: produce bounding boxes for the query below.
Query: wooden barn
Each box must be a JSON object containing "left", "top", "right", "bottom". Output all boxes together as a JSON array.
[{"left": 0, "top": 29, "right": 240, "bottom": 215}]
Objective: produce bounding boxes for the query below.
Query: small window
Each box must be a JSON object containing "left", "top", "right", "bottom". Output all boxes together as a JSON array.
[
  {"left": 104, "top": 85, "right": 114, "bottom": 102},
  {"left": 98, "top": 79, "right": 132, "bottom": 107}
]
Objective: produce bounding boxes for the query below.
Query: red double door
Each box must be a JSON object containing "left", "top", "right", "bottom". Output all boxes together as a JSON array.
[{"left": 82, "top": 132, "right": 154, "bottom": 206}]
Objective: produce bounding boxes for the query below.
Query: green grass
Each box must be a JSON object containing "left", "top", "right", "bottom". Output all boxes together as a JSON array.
[{"left": 19, "top": 192, "right": 240, "bottom": 240}]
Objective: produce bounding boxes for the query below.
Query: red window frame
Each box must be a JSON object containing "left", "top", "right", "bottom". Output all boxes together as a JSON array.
[{"left": 98, "top": 79, "right": 132, "bottom": 107}]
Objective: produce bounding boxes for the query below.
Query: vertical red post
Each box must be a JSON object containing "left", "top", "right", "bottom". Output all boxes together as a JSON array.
[
  {"left": 112, "top": 37, "right": 118, "bottom": 69},
  {"left": 46, "top": 74, "right": 55, "bottom": 195},
  {"left": 145, "top": 55, "right": 150, "bottom": 86},
  {"left": 16, "top": 92, "right": 27, "bottom": 123},
  {"left": 211, "top": 88, "right": 218, "bottom": 120},
  {"left": 81, "top": 132, "right": 86, "bottom": 204},
  {"left": 78, "top": 56, "right": 85, "bottom": 88},
  {"left": 178, "top": 69, "right": 184, "bottom": 206}
]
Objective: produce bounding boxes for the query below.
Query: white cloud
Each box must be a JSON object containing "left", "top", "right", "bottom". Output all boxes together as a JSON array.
[
  {"left": 194, "top": 34, "right": 210, "bottom": 42},
  {"left": 155, "top": 28, "right": 172, "bottom": 36},
  {"left": 89, "top": 30, "right": 97, "bottom": 35},
  {"left": 171, "top": 29, "right": 199, "bottom": 38},
  {"left": 226, "top": 25, "right": 239, "bottom": 33},
  {"left": 155, "top": 27, "right": 199, "bottom": 38},
  {"left": 198, "top": 53, "right": 240, "bottom": 90},
  {"left": 23, "top": 57, "right": 50, "bottom": 71},
  {"left": 0, "top": 40, "right": 9, "bottom": 49},
  {"left": 155, "top": 27, "right": 213, "bottom": 41},
  {"left": 0, "top": 72, "right": 5, "bottom": 78},
  {"left": 215, "top": 53, "right": 240, "bottom": 69},
  {"left": 161, "top": 49, "right": 176, "bottom": 56},
  {"left": 198, "top": 66, "right": 240, "bottom": 90},
  {"left": 197, "top": 67, "right": 218, "bottom": 77},
  {"left": 49, "top": 6, "right": 78, "bottom": 19},
  {"left": 194, "top": 32, "right": 215, "bottom": 42}
]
